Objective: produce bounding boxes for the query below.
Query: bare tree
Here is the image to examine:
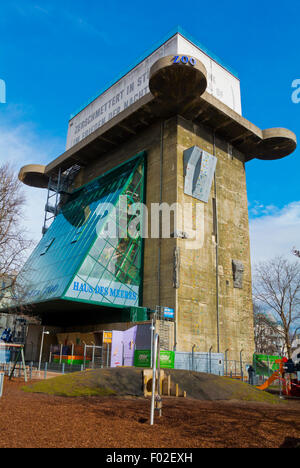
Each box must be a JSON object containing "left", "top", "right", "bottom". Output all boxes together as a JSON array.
[
  {"left": 253, "top": 257, "right": 300, "bottom": 358},
  {"left": 0, "top": 163, "right": 32, "bottom": 310},
  {"left": 253, "top": 302, "right": 283, "bottom": 355}
]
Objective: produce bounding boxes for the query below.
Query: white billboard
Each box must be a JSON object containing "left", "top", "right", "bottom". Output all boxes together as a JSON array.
[{"left": 66, "top": 33, "right": 242, "bottom": 150}]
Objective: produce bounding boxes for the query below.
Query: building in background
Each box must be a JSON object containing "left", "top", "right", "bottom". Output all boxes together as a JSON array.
[
  {"left": 1, "top": 28, "right": 296, "bottom": 364},
  {"left": 292, "top": 334, "right": 300, "bottom": 350},
  {"left": 254, "top": 311, "right": 286, "bottom": 356}
]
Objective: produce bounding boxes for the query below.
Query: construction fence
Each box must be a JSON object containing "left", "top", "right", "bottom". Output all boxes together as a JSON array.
[
  {"left": 0, "top": 341, "right": 254, "bottom": 383},
  {"left": 174, "top": 351, "right": 224, "bottom": 376}
]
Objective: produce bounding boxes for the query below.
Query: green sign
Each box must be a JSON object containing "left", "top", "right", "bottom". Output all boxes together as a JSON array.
[
  {"left": 134, "top": 350, "right": 151, "bottom": 367},
  {"left": 134, "top": 350, "right": 175, "bottom": 369},
  {"left": 159, "top": 350, "right": 175, "bottom": 369},
  {"left": 253, "top": 354, "right": 281, "bottom": 377}
]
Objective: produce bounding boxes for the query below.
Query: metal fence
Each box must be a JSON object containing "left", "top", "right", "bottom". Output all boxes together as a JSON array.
[
  {"left": 0, "top": 361, "right": 27, "bottom": 379},
  {"left": 0, "top": 372, "right": 4, "bottom": 397},
  {"left": 175, "top": 351, "right": 224, "bottom": 376},
  {"left": 174, "top": 350, "right": 253, "bottom": 381},
  {"left": 1, "top": 339, "right": 255, "bottom": 384},
  {"left": 0, "top": 358, "right": 110, "bottom": 381},
  {"left": 48, "top": 344, "right": 110, "bottom": 369},
  {"left": 0, "top": 341, "right": 111, "bottom": 381},
  {"left": 224, "top": 359, "right": 248, "bottom": 379}
]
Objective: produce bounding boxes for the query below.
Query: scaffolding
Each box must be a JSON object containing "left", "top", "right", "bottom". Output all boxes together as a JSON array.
[
  {"left": 42, "top": 164, "right": 81, "bottom": 235},
  {"left": 154, "top": 306, "right": 175, "bottom": 351}
]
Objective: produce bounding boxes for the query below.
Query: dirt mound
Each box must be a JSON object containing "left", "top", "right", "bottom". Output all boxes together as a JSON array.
[
  {"left": 23, "top": 367, "right": 281, "bottom": 404},
  {"left": 23, "top": 367, "right": 143, "bottom": 397}
]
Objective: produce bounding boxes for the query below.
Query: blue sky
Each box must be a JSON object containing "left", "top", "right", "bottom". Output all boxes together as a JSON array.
[{"left": 0, "top": 0, "right": 299, "bottom": 264}]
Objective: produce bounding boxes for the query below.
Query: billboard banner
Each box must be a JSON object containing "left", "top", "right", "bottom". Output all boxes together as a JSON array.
[
  {"left": 111, "top": 327, "right": 137, "bottom": 368},
  {"left": 66, "top": 33, "right": 242, "bottom": 150},
  {"left": 134, "top": 350, "right": 151, "bottom": 368},
  {"left": 253, "top": 354, "right": 281, "bottom": 377}
]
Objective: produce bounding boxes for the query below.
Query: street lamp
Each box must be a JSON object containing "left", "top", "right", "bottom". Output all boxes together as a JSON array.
[
  {"left": 38, "top": 327, "right": 50, "bottom": 372},
  {"left": 225, "top": 349, "right": 229, "bottom": 376},
  {"left": 209, "top": 346, "right": 213, "bottom": 374},
  {"left": 240, "top": 349, "right": 244, "bottom": 379},
  {"left": 150, "top": 320, "right": 155, "bottom": 368}
]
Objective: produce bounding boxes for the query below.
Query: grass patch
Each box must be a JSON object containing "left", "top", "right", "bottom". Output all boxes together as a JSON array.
[{"left": 218, "top": 377, "right": 285, "bottom": 404}]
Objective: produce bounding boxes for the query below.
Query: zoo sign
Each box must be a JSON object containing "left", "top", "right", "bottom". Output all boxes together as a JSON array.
[{"left": 172, "top": 56, "right": 196, "bottom": 66}]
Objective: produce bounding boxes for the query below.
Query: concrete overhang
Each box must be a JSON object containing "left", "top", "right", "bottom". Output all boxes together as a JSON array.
[
  {"left": 0, "top": 298, "right": 133, "bottom": 327},
  {"left": 19, "top": 55, "right": 297, "bottom": 188},
  {"left": 18, "top": 164, "right": 48, "bottom": 188}
]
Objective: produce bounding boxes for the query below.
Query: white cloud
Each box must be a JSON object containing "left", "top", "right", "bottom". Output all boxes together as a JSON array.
[
  {"left": 0, "top": 119, "right": 64, "bottom": 247},
  {"left": 11, "top": 3, "right": 109, "bottom": 41},
  {"left": 250, "top": 201, "right": 300, "bottom": 265}
]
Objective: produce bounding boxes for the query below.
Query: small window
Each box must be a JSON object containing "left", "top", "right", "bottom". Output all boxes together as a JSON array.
[{"left": 40, "top": 238, "right": 55, "bottom": 255}]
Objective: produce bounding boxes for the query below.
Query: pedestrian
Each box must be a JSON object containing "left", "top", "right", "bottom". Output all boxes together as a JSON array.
[{"left": 247, "top": 365, "right": 255, "bottom": 385}]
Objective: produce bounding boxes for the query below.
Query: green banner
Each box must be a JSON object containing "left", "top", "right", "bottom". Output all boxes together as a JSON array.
[
  {"left": 159, "top": 350, "right": 175, "bottom": 369},
  {"left": 134, "top": 350, "right": 151, "bottom": 367},
  {"left": 253, "top": 354, "right": 281, "bottom": 377},
  {"left": 134, "top": 350, "right": 175, "bottom": 369}
]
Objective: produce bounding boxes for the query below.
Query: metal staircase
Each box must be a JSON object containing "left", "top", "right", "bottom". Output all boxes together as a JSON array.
[{"left": 42, "top": 165, "right": 81, "bottom": 235}]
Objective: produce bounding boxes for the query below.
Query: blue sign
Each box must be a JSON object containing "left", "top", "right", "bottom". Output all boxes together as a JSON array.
[
  {"left": 172, "top": 56, "right": 196, "bottom": 66},
  {"left": 164, "top": 307, "right": 175, "bottom": 319}
]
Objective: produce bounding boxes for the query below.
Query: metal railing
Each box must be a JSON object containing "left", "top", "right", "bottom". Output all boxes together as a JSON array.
[
  {"left": 174, "top": 349, "right": 253, "bottom": 382},
  {"left": 48, "top": 344, "right": 109, "bottom": 369},
  {"left": 0, "top": 341, "right": 256, "bottom": 385},
  {"left": 150, "top": 333, "right": 162, "bottom": 425},
  {"left": 175, "top": 351, "right": 225, "bottom": 376},
  {"left": 0, "top": 372, "right": 4, "bottom": 397}
]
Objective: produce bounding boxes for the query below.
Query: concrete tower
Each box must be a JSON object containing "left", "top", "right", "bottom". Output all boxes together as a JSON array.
[{"left": 15, "top": 31, "right": 296, "bottom": 365}]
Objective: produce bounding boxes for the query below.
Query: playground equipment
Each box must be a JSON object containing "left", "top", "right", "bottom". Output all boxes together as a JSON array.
[
  {"left": 0, "top": 343, "right": 27, "bottom": 382},
  {"left": 143, "top": 369, "right": 187, "bottom": 398},
  {"left": 256, "top": 357, "right": 300, "bottom": 397}
]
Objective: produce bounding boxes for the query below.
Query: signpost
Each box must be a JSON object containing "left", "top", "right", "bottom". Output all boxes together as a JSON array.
[
  {"left": 103, "top": 332, "right": 112, "bottom": 368},
  {"left": 103, "top": 332, "right": 112, "bottom": 344}
]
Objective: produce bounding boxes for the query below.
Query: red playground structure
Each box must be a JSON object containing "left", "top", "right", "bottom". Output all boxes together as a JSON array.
[{"left": 257, "top": 357, "right": 300, "bottom": 398}]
